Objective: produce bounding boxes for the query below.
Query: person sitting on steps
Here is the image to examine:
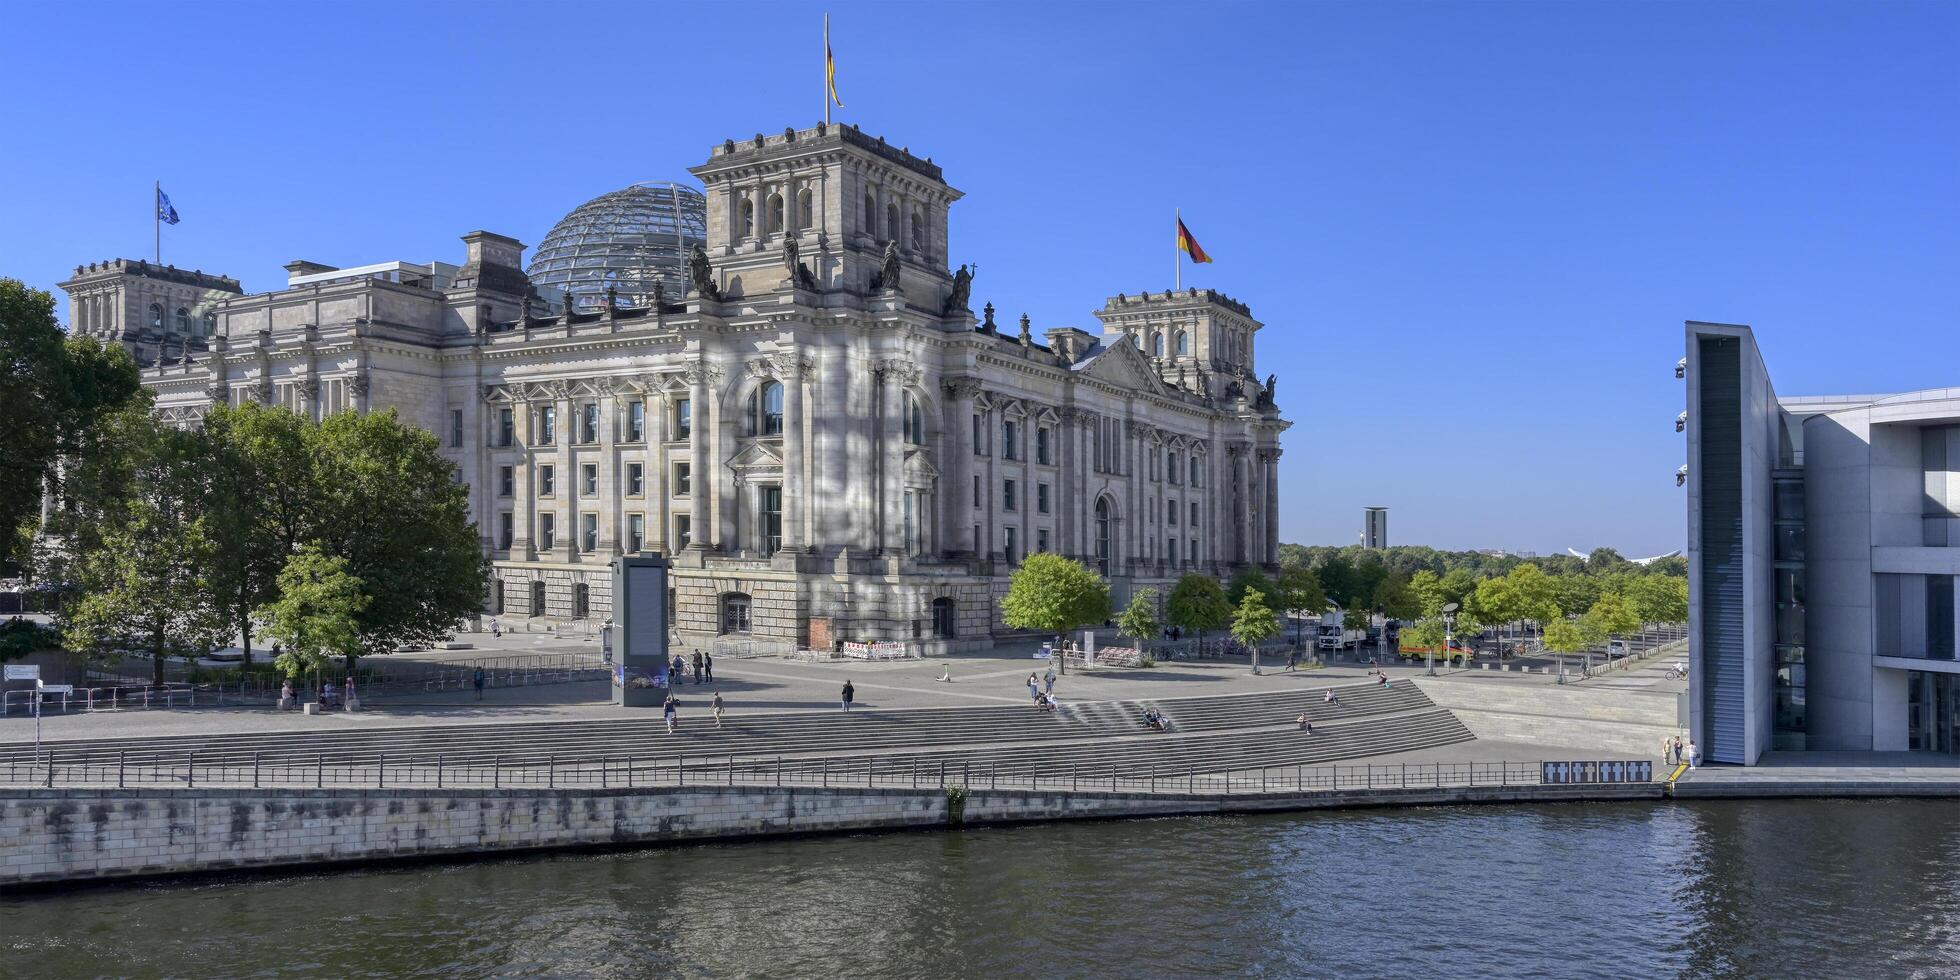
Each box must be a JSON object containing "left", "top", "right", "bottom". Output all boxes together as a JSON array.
[{"left": 1297, "top": 712, "right": 1313, "bottom": 733}]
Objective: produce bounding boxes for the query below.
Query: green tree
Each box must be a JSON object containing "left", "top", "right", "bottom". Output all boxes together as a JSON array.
[
  {"left": 0, "top": 280, "right": 142, "bottom": 569},
  {"left": 1551, "top": 573, "right": 1604, "bottom": 617},
  {"left": 1230, "top": 588, "right": 1282, "bottom": 654},
  {"left": 1277, "top": 565, "right": 1327, "bottom": 646},
  {"left": 1438, "top": 568, "right": 1478, "bottom": 608},
  {"left": 59, "top": 416, "right": 226, "bottom": 684},
  {"left": 1001, "top": 553, "right": 1111, "bottom": 664},
  {"left": 202, "top": 403, "right": 319, "bottom": 668},
  {"left": 1115, "top": 588, "right": 1160, "bottom": 651},
  {"left": 1542, "top": 615, "right": 1591, "bottom": 668},
  {"left": 1165, "top": 573, "right": 1231, "bottom": 643},
  {"left": 1227, "top": 567, "right": 1276, "bottom": 607},
  {"left": 1373, "top": 571, "right": 1421, "bottom": 621},
  {"left": 1623, "top": 574, "right": 1688, "bottom": 625},
  {"left": 1401, "top": 615, "right": 1447, "bottom": 660},
  {"left": 1409, "top": 569, "right": 1446, "bottom": 617},
  {"left": 307, "top": 409, "right": 489, "bottom": 668},
  {"left": 1585, "top": 592, "right": 1643, "bottom": 651},
  {"left": 258, "top": 545, "right": 369, "bottom": 681}
]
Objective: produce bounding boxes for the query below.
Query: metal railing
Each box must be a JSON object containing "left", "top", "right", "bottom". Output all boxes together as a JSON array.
[{"left": 0, "top": 752, "right": 1656, "bottom": 795}]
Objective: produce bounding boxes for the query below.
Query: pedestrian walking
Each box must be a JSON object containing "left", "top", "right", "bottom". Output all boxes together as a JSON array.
[
  {"left": 279, "top": 679, "right": 294, "bottom": 710},
  {"left": 704, "top": 651, "right": 714, "bottom": 683},
  {"left": 1044, "top": 666, "right": 1056, "bottom": 695},
  {"left": 692, "top": 650, "right": 704, "bottom": 684},
  {"left": 1686, "top": 739, "right": 1700, "bottom": 769},
  {"left": 672, "top": 653, "right": 686, "bottom": 685},
  {"left": 663, "top": 693, "right": 679, "bottom": 734},
  {"left": 473, "top": 667, "right": 485, "bottom": 701},
  {"left": 711, "top": 691, "right": 725, "bottom": 728},
  {"left": 1027, "top": 672, "right": 1040, "bottom": 702},
  {"left": 1662, "top": 736, "right": 1673, "bottom": 763},
  {"left": 842, "top": 680, "right": 855, "bottom": 712}
]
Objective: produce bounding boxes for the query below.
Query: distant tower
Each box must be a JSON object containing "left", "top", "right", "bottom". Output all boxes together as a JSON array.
[{"left": 1363, "top": 507, "right": 1388, "bottom": 549}]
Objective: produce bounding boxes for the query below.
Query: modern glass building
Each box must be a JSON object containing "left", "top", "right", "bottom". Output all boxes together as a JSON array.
[
  {"left": 526, "top": 182, "right": 707, "bottom": 311},
  {"left": 1686, "top": 320, "right": 1960, "bottom": 763}
]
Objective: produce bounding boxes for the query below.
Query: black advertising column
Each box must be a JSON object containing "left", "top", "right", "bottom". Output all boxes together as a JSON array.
[{"left": 613, "top": 553, "right": 673, "bottom": 707}]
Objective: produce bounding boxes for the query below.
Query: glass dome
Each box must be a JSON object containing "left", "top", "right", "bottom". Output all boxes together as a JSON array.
[{"left": 526, "top": 182, "right": 707, "bottom": 310}]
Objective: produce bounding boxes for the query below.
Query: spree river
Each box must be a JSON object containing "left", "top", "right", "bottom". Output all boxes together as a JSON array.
[{"left": 5, "top": 799, "right": 1960, "bottom": 978}]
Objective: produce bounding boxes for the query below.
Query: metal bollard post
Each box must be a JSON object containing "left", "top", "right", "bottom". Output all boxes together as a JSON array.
[
  {"left": 1261, "top": 767, "right": 1267, "bottom": 793},
  {"left": 318, "top": 754, "right": 324, "bottom": 789},
  {"left": 822, "top": 757, "right": 828, "bottom": 788},
  {"left": 549, "top": 755, "right": 556, "bottom": 789},
  {"left": 1111, "top": 764, "right": 1116, "bottom": 793},
  {"left": 118, "top": 751, "right": 125, "bottom": 789},
  {"left": 728, "top": 756, "right": 734, "bottom": 786},
  {"left": 254, "top": 752, "right": 261, "bottom": 789},
  {"left": 495, "top": 755, "right": 503, "bottom": 789},
  {"left": 438, "top": 754, "right": 445, "bottom": 789},
  {"left": 1072, "top": 765, "right": 1078, "bottom": 792},
  {"left": 777, "top": 756, "right": 783, "bottom": 787},
  {"left": 677, "top": 755, "right": 683, "bottom": 787},
  {"left": 379, "top": 754, "right": 386, "bottom": 789},
  {"left": 187, "top": 751, "right": 195, "bottom": 788},
  {"left": 962, "top": 762, "right": 968, "bottom": 787},
  {"left": 45, "top": 753, "right": 54, "bottom": 789}
]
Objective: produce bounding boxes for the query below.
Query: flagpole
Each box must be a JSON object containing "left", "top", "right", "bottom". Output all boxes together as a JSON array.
[
  {"left": 155, "top": 180, "right": 161, "bottom": 265},
  {"left": 824, "top": 14, "right": 831, "bottom": 127},
  {"left": 1174, "top": 207, "right": 1181, "bottom": 291}
]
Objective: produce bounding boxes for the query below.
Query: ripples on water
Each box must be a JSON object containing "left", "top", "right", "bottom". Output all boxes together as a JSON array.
[{"left": 5, "top": 800, "right": 1960, "bottom": 978}]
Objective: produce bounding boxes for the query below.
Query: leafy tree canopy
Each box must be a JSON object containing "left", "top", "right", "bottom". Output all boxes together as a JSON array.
[
  {"left": 1164, "top": 573, "right": 1231, "bottom": 636},
  {"left": 1115, "top": 588, "right": 1160, "bottom": 646},
  {"left": 1001, "top": 553, "right": 1109, "bottom": 637},
  {"left": 1230, "top": 588, "right": 1282, "bottom": 649}
]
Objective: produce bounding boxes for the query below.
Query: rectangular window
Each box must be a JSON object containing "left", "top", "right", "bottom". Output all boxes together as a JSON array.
[
  {"left": 676, "top": 515, "right": 692, "bottom": 549},
  {"left": 675, "top": 462, "right": 691, "bottom": 495},
  {"left": 1004, "top": 526, "right": 1018, "bottom": 563},
  {"left": 627, "top": 463, "right": 644, "bottom": 496},
  {"left": 1037, "top": 427, "right": 1052, "bottom": 465},
  {"left": 539, "top": 406, "right": 556, "bottom": 445},
  {"left": 498, "top": 408, "right": 514, "bottom": 447},
  {"left": 580, "top": 403, "right": 598, "bottom": 444},
  {"left": 675, "top": 399, "right": 691, "bottom": 440},
  {"left": 761, "top": 485, "right": 783, "bottom": 553},
  {"left": 1190, "top": 502, "right": 1200, "bottom": 526},
  {"left": 1004, "top": 479, "right": 1017, "bottom": 512},
  {"left": 1037, "top": 528, "right": 1050, "bottom": 554},
  {"left": 1168, "top": 498, "right": 1178, "bottom": 526},
  {"left": 1003, "top": 420, "right": 1019, "bottom": 461},
  {"left": 903, "top": 491, "right": 918, "bottom": 555},
  {"left": 581, "top": 463, "right": 597, "bottom": 497},
  {"left": 450, "top": 409, "right": 464, "bottom": 448},
  {"left": 580, "top": 513, "right": 598, "bottom": 553},
  {"left": 1037, "top": 483, "right": 1050, "bottom": 514},
  {"left": 972, "top": 523, "right": 981, "bottom": 554},
  {"left": 538, "top": 512, "right": 555, "bottom": 550},
  {"left": 973, "top": 474, "right": 982, "bottom": 510},
  {"left": 1168, "top": 537, "right": 1179, "bottom": 565},
  {"left": 973, "top": 413, "right": 986, "bottom": 456},
  {"left": 628, "top": 401, "right": 646, "bottom": 442},
  {"left": 627, "top": 514, "right": 645, "bottom": 553},
  {"left": 498, "top": 465, "right": 514, "bottom": 497},
  {"left": 498, "top": 512, "right": 513, "bottom": 550},
  {"left": 1190, "top": 457, "right": 1201, "bottom": 486},
  {"left": 1189, "top": 537, "right": 1197, "bottom": 563},
  {"left": 539, "top": 464, "right": 555, "bottom": 497}
]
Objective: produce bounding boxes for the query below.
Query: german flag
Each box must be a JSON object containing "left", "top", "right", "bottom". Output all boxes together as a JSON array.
[{"left": 1177, "top": 217, "right": 1212, "bottom": 264}]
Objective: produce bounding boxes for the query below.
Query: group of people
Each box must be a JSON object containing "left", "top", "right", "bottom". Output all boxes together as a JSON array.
[
  {"left": 279, "top": 678, "right": 353, "bottom": 710},
  {"left": 669, "top": 650, "right": 715, "bottom": 686},
  {"left": 1366, "top": 669, "right": 1393, "bottom": 688},
  {"left": 1140, "top": 708, "right": 1169, "bottom": 732},
  {"left": 662, "top": 690, "right": 728, "bottom": 733},
  {"left": 1027, "top": 668, "right": 1061, "bottom": 711},
  {"left": 1665, "top": 735, "right": 1700, "bottom": 769}
]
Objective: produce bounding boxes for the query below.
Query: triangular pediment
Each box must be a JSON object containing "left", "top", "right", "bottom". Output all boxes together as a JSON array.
[
  {"left": 903, "top": 448, "right": 940, "bottom": 481},
  {"left": 727, "top": 441, "right": 785, "bottom": 470},
  {"left": 1080, "top": 336, "right": 1165, "bottom": 393}
]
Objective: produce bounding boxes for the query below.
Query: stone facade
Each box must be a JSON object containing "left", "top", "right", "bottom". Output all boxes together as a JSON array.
[
  {"left": 57, "top": 259, "right": 241, "bottom": 367},
  {"left": 74, "top": 122, "right": 1289, "bottom": 652}
]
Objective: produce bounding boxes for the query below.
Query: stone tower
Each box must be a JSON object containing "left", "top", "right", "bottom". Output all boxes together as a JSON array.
[{"left": 57, "top": 260, "right": 242, "bottom": 367}]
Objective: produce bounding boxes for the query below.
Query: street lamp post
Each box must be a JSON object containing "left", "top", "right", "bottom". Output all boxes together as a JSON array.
[{"left": 1437, "top": 602, "right": 1459, "bottom": 677}]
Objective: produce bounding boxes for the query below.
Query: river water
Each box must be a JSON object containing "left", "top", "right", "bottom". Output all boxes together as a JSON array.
[{"left": 5, "top": 799, "right": 1959, "bottom": 978}]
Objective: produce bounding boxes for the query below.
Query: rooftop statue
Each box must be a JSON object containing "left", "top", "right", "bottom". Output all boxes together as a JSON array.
[
  {"left": 943, "top": 263, "right": 973, "bottom": 315},
  {"left": 687, "top": 245, "right": 722, "bottom": 301}
]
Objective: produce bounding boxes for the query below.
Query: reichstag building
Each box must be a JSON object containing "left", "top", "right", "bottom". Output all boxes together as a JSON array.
[{"left": 60, "top": 123, "right": 1290, "bottom": 652}]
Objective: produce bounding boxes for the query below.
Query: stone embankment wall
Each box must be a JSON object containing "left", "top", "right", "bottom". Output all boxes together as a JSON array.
[{"left": 0, "top": 782, "right": 1658, "bottom": 888}]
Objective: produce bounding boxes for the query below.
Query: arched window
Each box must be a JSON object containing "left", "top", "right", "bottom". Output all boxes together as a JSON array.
[
  {"left": 886, "top": 202, "right": 900, "bottom": 243},
  {"left": 530, "top": 581, "right": 547, "bottom": 617},
  {"left": 174, "top": 307, "right": 189, "bottom": 333},
  {"left": 911, "top": 208, "right": 926, "bottom": 252},
  {"left": 932, "top": 597, "right": 956, "bottom": 638},
  {"left": 574, "top": 583, "right": 590, "bottom": 619},
  {"left": 720, "top": 592, "right": 752, "bottom": 634},
  {"left": 202, "top": 311, "right": 217, "bottom": 337},
  {"left": 766, "top": 192, "right": 785, "bottom": 235},
  {"left": 149, "top": 303, "right": 163, "bottom": 329},
  {"left": 1095, "top": 497, "right": 1113, "bottom": 578},
  {"left": 750, "top": 381, "right": 783, "bottom": 436},
  {"left": 1151, "top": 333, "right": 1164, "bottom": 357},
  {"left": 798, "top": 189, "right": 815, "bottom": 229},
  {"left": 739, "top": 198, "right": 755, "bottom": 239},
  {"left": 1175, "top": 330, "right": 1189, "bottom": 356},
  {"left": 905, "top": 394, "right": 925, "bottom": 445},
  {"left": 864, "top": 192, "right": 877, "bottom": 234}
]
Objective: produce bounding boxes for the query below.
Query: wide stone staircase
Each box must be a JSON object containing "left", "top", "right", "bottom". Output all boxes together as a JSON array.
[{"left": 0, "top": 681, "right": 1474, "bottom": 786}]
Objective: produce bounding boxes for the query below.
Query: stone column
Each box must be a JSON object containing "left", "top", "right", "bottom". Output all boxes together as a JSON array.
[
  {"left": 1232, "top": 443, "right": 1253, "bottom": 565},
  {"left": 596, "top": 383, "right": 619, "bottom": 555},
  {"left": 707, "top": 366, "right": 731, "bottom": 552},
  {"left": 777, "top": 352, "right": 806, "bottom": 552},
  {"left": 552, "top": 384, "right": 574, "bottom": 561},
  {"left": 1264, "top": 447, "right": 1281, "bottom": 569},
  {"left": 687, "top": 362, "right": 712, "bottom": 550},
  {"left": 877, "top": 360, "right": 907, "bottom": 554},
  {"left": 511, "top": 399, "right": 533, "bottom": 558},
  {"left": 942, "top": 378, "right": 980, "bottom": 558},
  {"left": 649, "top": 384, "right": 669, "bottom": 554}
]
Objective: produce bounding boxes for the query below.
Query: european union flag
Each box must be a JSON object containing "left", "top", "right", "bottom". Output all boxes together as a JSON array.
[{"left": 156, "top": 186, "right": 180, "bottom": 225}]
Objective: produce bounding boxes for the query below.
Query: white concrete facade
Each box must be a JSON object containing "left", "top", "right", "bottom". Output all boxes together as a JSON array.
[
  {"left": 1686, "top": 320, "right": 1960, "bottom": 764},
  {"left": 82, "top": 123, "right": 1289, "bottom": 654}
]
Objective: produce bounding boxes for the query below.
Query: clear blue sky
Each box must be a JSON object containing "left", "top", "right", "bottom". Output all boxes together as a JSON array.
[{"left": 5, "top": 1, "right": 1956, "bottom": 557}]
